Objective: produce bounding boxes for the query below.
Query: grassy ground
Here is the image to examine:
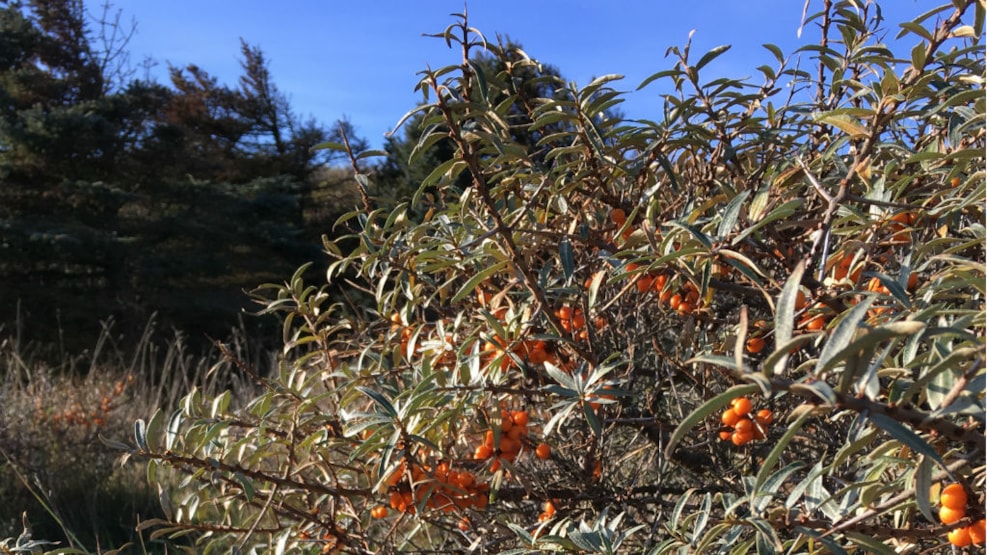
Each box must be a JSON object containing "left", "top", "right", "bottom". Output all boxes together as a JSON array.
[{"left": 0, "top": 315, "right": 272, "bottom": 553}]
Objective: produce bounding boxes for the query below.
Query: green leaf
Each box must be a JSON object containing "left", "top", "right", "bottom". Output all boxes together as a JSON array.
[
  {"left": 166, "top": 409, "right": 183, "bottom": 451},
  {"left": 814, "top": 112, "right": 869, "bottom": 138},
  {"left": 844, "top": 531, "right": 897, "bottom": 554},
  {"left": 717, "top": 189, "right": 750, "bottom": 239},
  {"left": 637, "top": 69, "right": 681, "bottom": 90},
  {"left": 695, "top": 45, "right": 732, "bottom": 71},
  {"left": 358, "top": 386, "right": 398, "bottom": 419},
  {"left": 134, "top": 419, "right": 148, "bottom": 451},
  {"left": 559, "top": 237, "right": 575, "bottom": 282},
  {"left": 815, "top": 297, "right": 872, "bottom": 377},
  {"left": 914, "top": 455, "right": 935, "bottom": 524},
  {"left": 768, "top": 261, "right": 805, "bottom": 378},
  {"left": 762, "top": 43, "right": 784, "bottom": 63},
  {"left": 868, "top": 412, "right": 948, "bottom": 472},
  {"left": 451, "top": 260, "right": 509, "bottom": 304},
  {"left": 310, "top": 141, "right": 346, "bottom": 152},
  {"left": 356, "top": 149, "right": 388, "bottom": 160},
  {"left": 754, "top": 410, "right": 813, "bottom": 496}
]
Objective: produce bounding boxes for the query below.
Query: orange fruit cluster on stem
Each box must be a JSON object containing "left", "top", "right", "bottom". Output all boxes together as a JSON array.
[
  {"left": 474, "top": 409, "right": 531, "bottom": 471},
  {"left": 39, "top": 374, "right": 133, "bottom": 430},
  {"left": 718, "top": 397, "right": 772, "bottom": 446},
  {"left": 385, "top": 458, "right": 490, "bottom": 515},
  {"left": 537, "top": 500, "right": 556, "bottom": 522},
  {"left": 938, "top": 482, "right": 984, "bottom": 547}
]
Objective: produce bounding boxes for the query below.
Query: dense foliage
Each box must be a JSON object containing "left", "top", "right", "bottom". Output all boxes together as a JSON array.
[{"left": 5, "top": 0, "right": 986, "bottom": 553}]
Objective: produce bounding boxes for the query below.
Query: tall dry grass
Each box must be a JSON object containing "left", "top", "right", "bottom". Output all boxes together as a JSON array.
[{"left": 0, "top": 315, "right": 274, "bottom": 552}]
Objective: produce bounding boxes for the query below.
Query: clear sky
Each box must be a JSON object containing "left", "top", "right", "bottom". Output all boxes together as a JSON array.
[{"left": 108, "top": 1, "right": 935, "bottom": 150}]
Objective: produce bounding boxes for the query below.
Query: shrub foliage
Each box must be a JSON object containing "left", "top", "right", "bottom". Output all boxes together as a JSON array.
[{"left": 105, "top": 2, "right": 987, "bottom": 553}]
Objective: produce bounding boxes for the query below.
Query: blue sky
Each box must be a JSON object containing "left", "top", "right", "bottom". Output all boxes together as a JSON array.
[{"left": 109, "top": 1, "right": 936, "bottom": 150}]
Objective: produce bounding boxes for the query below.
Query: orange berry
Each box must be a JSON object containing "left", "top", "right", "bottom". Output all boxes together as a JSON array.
[
  {"left": 890, "top": 211, "right": 912, "bottom": 226},
  {"left": 528, "top": 347, "right": 548, "bottom": 365},
  {"left": 950, "top": 176, "right": 961, "bottom": 187},
  {"left": 907, "top": 273, "right": 919, "bottom": 291},
  {"left": 731, "top": 397, "right": 753, "bottom": 416},
  {"left": 657, "top": 290, "right": 671, "bottom": 306},
  {"left": 636, "top": 274, "right": 653, "bottom": 293},
  {"left": 969, "top": 519, "right": 986, "bottom": 545},
  {"left": 557, "top": 305, "right": 572, "bottom": 320},
  {"left": 731, "top": 430, "right": 754, "bottom": 446},
  {"left": 676, "top": 301, "right": 693, "bottom": 315},
  {"left": 733, "top": 418, "right": 754, "bottom": 434},
  {"left": 653, "top": 273, "right": 668, "bottom": 291},
  {"left": 542, "top": 500, "right": 556, "bottom": 516},
  {"left": 371, "top": 505, "right": 388, "bottom": 518},
  {"left": 458, "top": 516, "right": 470, "bottom": 531},
  {"left": 668, "top": 293, "right": 682, "bottom": 310},
  {"left": 745, "top": 337, "right": 766, "bottom": 354},
  {"left": 949, "top": 526, "right": 973, "bottom": 547},
  {"left": 940, "top": 483, "right": 968, "bottom": 510},
  {"left": 795, "top": 290, "right": 808, "bottom": 309},
  {"left": 501, "top": 410, "right": 514, "bottom": 426},
  {"left": 474, "top": 444, "right": 493, "bottom": 460},
  {"left": 457, "top": 471, "right": 476, "bottom": 489},
  {"left": 610, "top": 208, "right": 627, "bottom": 225},
  {"left": 939, "top": 504, "right": 966, "bottom": 525},
  {"left": 571, "top": 312, "right": 586, "bottom": 329},
  {"left": 512, "top": 410, "right": 529, "bottom": 427},
  {"left": 535, "top": 442, "right": 552, "bottom": 460},
  {"left": 755, "top": 409, "right": 773, "bottom": 426},
  {"left": 500, "top": 436, "right": 520, "bottom": 455},
  {"left": 804, "top": 314, "right": 826, "bottom": 331},
  {"left": 719, "top": 429, "right": 733, "bottom": 441},
  {"left": 721, "top": 408, "right": 741, "bottom": 427}
]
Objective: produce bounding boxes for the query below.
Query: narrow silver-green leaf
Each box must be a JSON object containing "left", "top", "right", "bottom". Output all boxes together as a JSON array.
[
  {"left": 695, "top": 45, "right": 732, "bottom": 71},
  {"left": 868, "top": 413, "right": 948, "bottom": 472},
  {"left": 451, "top": 260, "right": 508, "bottom": 304},
  {"left": 769, "top": 261, "right": 805, "bottom": 377},
  {"left": 815, "top": 297, "right": 872, "bottom": 376},
  {"left": 559, "top": 236, "right": 575, "bottom": 282},
  {"left": 754, "top": 410, "right": 813, "bottom": 497},
  {"left": 717, "top": 189, "right": 750, "bottom": 239}
]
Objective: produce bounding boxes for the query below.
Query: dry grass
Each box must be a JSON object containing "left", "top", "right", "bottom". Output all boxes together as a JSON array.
[{"left": 0, "top": 315, "right": 274, "bottom": 552}]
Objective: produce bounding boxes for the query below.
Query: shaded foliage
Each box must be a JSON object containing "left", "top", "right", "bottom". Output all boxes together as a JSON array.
[{"left": 0, "top": 0, "right": 365, "bottom": 351}]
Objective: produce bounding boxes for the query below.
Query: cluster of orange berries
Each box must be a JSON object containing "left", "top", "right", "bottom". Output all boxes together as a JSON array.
[
  {"left": 939, "top": 482, "right": 986, "bottom": 547},
  {"left": 789, "top": 287, "right": 834, "bottom": 333},
  {"left": 885, "top": 210, "right": 918, "bottom": 245},
  {"left": 37, "top": 374, "right": 133, "bottom": 430},
  {"left": 486, "top": 336, "right": 581, "bottom": 374},
  {"left": 553, "top": 304, "right": 606, "bottom": 341},
  {"left": 376, "top": 458, "right": 490, "bottom": 517},
  {"left": 537, "top": 500, "right": 556, "bottom": 522},
  {"left": 623, "top": 263, "right": 702, "bottom": 316},
  {"left": 718, "top": 396, "right": 773, "bottom": 446},
  {"left": 474, "top": 409, "right": 531, "bottom": 471}
]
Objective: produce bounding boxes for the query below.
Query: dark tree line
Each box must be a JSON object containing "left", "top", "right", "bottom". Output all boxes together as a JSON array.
[
  {"left": 0, "top": 0, "right": 581, "bottom": 353},
  {"left": 0, "top": 0, "right": 370, "bottom": 351}
]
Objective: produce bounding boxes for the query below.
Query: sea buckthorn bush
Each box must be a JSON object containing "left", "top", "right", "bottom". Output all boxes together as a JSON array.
[{"left": 93, "top": 2, "right": 987, "bottom": 553}]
